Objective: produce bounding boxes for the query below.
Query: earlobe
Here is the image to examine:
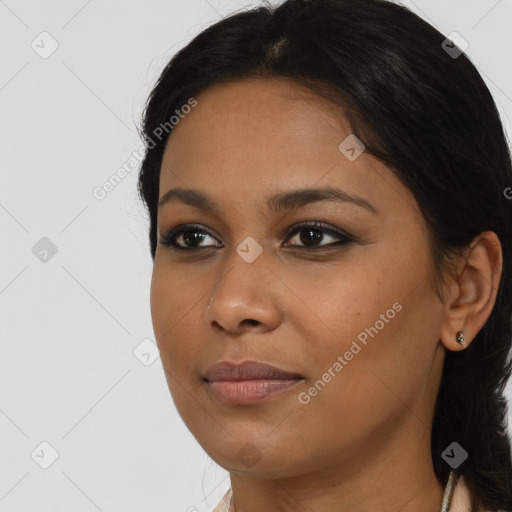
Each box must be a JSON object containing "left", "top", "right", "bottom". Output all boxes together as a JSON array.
[{"left": 439, "top": 231, "right": 503, "bottom": 352}]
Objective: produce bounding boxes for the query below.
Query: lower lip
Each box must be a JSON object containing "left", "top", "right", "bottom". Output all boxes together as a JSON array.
[{"left": 205, "top": 378, "right": 302, "bottom": 405}]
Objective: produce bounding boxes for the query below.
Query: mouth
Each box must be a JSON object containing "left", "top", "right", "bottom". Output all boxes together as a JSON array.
[{"left": 203, "top": 360, "right": 304, "bottom": 406}]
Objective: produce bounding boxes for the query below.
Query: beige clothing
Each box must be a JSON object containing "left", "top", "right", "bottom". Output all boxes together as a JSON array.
[
  {"left": 450, "top": 475, "right": 474, "bottom": 512},
  {"left": 212, "top": 487, "right": 232, "bottom": 512},
  {"left": 212, "top": 475, "right": 481, "bottom": 512}
]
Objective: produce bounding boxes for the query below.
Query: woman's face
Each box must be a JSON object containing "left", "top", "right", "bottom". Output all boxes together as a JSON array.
[{"left": 150, "top": 77, "right": 447, "bottom": 478}]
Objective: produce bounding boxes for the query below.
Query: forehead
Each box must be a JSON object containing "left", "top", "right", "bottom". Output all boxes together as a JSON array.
[
  {"left": 158, "top": 78, "right": 410, "bottom": 217},
  {"left": 163, "top": 77, "right": 352, "bottom": 157}
]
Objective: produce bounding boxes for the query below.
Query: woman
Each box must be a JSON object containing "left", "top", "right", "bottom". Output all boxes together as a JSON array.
[{"left": 137, "top": 0, "right": 512, "bottom": 510}]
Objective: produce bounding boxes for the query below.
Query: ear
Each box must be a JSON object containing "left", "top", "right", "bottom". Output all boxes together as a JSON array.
[{"left": 439, "top": 231, "right": 503, "bottom": 352}]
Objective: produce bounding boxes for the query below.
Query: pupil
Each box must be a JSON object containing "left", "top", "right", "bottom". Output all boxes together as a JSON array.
[
  {"left": 300, "top": 229, "right": 322, "bottom": 246},
  {"left": 184, "top": 231, "right": 205, "bottom": 247}
]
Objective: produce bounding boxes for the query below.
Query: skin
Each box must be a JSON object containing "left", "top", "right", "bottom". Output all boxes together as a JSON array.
[{"left": 150, "top": 77, "right": 503, "bottom": 512}]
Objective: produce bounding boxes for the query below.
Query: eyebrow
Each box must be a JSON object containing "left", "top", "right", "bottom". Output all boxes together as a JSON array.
[{"left": 158, "top": 187, "right": 378, "bottom": 215}]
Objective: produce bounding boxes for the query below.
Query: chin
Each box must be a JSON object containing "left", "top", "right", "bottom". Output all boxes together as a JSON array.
[{"left": 199, "top": 436, "right": 313, "bottom": 479}]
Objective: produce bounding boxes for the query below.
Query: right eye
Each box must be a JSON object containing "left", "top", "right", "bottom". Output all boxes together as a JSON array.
[{"left": 158, "top": 224, "right": 223, "bottom": 250}]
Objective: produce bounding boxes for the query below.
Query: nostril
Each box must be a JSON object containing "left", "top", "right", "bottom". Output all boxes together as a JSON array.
[{"left": 242, "top": 319, "right": 260, "bottom": 327}]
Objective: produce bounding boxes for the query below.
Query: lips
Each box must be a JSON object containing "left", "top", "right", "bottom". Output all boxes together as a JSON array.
[
  {"left": 203, "top": 360, "right": 304, "bottom": 406},
  {"left": 203, "top": 360, "right": 302, "bottom": 382}
]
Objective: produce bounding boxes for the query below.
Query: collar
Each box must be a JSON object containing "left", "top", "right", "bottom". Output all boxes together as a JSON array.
[
  {"left": 212, "top": 475, "right": 477, "bottom": 512},
  {"left": 449, "top": 475, "right": 474, "bottom": 512}
]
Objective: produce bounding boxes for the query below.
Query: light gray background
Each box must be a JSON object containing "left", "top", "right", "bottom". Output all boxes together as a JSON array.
[{"left": 0, "top": 1, "right": 511, "bottom": 511}]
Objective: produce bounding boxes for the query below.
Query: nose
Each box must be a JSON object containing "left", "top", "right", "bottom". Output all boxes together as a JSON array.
[{"left": 204, "top": 254, "right": 282, "bottom": 335}]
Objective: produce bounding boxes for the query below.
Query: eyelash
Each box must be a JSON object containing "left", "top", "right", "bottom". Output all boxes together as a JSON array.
[{"left": 158, "top": 221, "right": 354, "bottom": 252}]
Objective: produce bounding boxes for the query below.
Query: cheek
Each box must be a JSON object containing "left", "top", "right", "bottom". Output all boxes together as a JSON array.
[
  {"left": 150, "top": 266, "right": 174, "bottom": 349},
  {"left": 150, "top": 263, "right": 203, "bottom": 373},
  {"left": 150, "top": 264, "right": 209, "bottom": 426},
  {"left": 286, "top": 241, "right": 438, "bottom": 414},
  {"left": 283, "top": 304, "right": 423, "bottom": 465}
]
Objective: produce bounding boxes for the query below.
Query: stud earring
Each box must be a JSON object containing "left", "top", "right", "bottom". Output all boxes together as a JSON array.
[{"left": 456, "top": 330, "right": 465, "bottom": 346}]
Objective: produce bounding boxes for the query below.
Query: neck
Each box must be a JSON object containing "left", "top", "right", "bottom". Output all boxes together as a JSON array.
[{"left": 228, "top": 420, "right": 445, "bottom": 512}]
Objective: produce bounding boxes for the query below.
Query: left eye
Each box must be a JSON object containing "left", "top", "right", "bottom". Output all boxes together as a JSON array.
[
  {"left": 158, "top": 222, "right": 353, "bottom": 251},
  {"left": 283, "top": 222, "right": 353, "bottom": 249}
]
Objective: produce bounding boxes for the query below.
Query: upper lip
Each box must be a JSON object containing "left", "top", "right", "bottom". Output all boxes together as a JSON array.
[{"left": 203, "top": 360, "right": 303, "bottom": 382}]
